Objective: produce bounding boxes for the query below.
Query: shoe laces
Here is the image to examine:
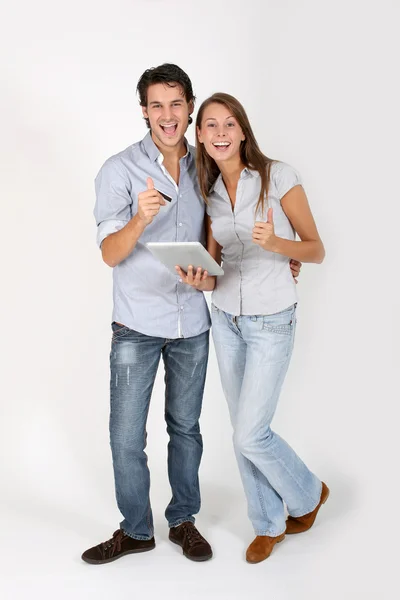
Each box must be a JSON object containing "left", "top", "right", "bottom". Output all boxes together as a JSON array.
[
  {"left": 180, "top": 522, "right": 206, "bottom": 548},
  {"left": 99, "top": 529, "right": 125, "bottom": 557}
]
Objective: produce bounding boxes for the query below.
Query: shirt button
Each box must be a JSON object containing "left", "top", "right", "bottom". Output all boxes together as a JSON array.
[
  {"left": 178, "top": 222, "right": 183, "bottom": 227},
  {"left": 180, "top": 194, "right": 183, "bottom": 198},
  {"left": 179, "top": 278, "right": 182, "bottom": 283},
  {"left": 180, "top": 306, "right": 184, "bottom": 310}
]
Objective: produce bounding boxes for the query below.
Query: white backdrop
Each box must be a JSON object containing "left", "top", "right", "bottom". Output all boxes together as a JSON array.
[{"left": 0, "top": 1, "right": 398, "bottom": 599}]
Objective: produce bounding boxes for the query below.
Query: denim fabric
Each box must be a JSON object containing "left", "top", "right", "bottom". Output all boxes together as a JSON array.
[
  {"left": 109, "top": 322, "right": 209, "bottom": 540},
  {"left": 211, "top": 304, "right": 322, "bottom": 536}
]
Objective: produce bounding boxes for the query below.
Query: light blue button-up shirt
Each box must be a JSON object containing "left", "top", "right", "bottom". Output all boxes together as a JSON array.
[{"left": 94, "top": 132, "right": 211, "bottom": 339}]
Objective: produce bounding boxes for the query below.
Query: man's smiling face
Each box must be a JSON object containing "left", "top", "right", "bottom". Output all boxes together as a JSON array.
[{"left": 142, "top": 83, "right": 193, "bottom": 151}]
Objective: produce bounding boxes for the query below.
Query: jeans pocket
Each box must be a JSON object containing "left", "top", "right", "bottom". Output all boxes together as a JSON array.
[
  {"left": 262, "top": 305, "right": 295, "bottom": 335},
  {"left": 260, "top": 307, "right": 296, "bottom": 363},
  {"left": 111, "top": 321, "right": 130, "bottom": 341}
]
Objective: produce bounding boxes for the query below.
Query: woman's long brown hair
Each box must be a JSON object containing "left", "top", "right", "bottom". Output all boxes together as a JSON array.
[{"left": 196, "top": 93, "right": 274, "bottom": 216}]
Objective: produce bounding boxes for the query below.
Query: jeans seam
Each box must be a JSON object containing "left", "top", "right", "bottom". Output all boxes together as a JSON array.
[
  {"left": 266, "top": 439, "right": 317, "bottom": 506},
  {"left": 146, "top": 503, "right": 152, "bottom": 534},
  {"left": 250, "top": 461, "right": 269, "bottom": 526},
  {"left": 288, "top": 480, "right": 322, "bottom": 517}
]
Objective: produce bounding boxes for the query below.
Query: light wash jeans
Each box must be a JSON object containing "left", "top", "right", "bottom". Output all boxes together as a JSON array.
[
  {"left": 211, "top": 303, "right": 322, "bottom": 537},
  {"left": 109, "top": 322, "right": 209, "bottom": 540}
]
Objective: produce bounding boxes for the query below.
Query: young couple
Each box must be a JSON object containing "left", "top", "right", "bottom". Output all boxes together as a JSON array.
[{"left": 82, "top": 63, "right": 328, "bottom": 566}]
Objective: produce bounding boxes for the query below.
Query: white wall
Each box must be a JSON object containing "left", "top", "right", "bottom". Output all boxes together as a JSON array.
[{"left": 0, "top": 1, "right": 398, "bottom": 598}]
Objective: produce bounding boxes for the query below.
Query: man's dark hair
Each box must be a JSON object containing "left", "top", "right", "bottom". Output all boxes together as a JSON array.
[{"left": 137, "top": 63, "right": 196, "bottom": 128}]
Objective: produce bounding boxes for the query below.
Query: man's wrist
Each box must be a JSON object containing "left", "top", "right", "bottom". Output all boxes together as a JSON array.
[{"left": 132, "top": 213, "right": 148, "bottom": 231}]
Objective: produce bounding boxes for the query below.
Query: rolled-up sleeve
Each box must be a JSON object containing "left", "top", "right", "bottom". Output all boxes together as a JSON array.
[{"left": 94, "top": 158, "right": 132, "bottom": 248}]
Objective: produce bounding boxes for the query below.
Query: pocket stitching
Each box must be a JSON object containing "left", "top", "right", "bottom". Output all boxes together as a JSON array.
[
  {"left": 112, "top": 325, "right": 130, "bottom": 340},
  {"left": 262, "top": 322, "right": 293, "bottom": 335}
]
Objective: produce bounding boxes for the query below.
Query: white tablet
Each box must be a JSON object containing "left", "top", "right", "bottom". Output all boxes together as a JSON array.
[{"left": 146, "top": 242, "right": 224, "bottom": 276}]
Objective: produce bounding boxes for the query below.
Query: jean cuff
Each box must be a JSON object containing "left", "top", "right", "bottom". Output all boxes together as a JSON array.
[
  {"left": 168, "top": 517, "right": 195, "bottom": 529},
  {"left": 122, "top": 528, "right": 154, "bottom": 541},
  {"left": 254, "top": 527, "right": 286, "bottom": 537}
]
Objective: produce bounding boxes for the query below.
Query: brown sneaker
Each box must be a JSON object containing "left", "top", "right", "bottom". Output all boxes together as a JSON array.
[
  {"left": 169, "top": 522, "right": 212, "bottom": 562},
  {"left": 246, "top": 533, "right": 285, "bottom": 564},
  {"left": 81, "top": 529, "right": 155, "bottom": 564},
  {"left": 286, "top": 482, "right": 330, "bottom": 534}
]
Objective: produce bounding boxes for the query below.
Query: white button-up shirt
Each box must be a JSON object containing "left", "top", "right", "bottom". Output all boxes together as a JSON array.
[{"left": 206, "top": 162, "right": 302, "bottom": 316}]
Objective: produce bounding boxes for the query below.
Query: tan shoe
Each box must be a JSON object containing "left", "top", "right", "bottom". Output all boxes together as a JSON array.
[
  {"left": 245, "top": 533, "right": 285, "bottom": 564},
  {"left": 286, "top": 482, "right": 330, "bottom": 535}
]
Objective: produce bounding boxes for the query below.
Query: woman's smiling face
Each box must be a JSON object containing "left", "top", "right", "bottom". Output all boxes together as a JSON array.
[{"left": 197, "top": 102, "right": 245, "bottom": 164}]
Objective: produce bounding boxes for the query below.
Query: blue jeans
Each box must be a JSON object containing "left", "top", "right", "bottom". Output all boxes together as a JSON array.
[
  {"left": 109, "top": 323, "right": 209, "bottom": 540},
  {"left": 211, "top": 304, "right": 322, "bottom": 537}
]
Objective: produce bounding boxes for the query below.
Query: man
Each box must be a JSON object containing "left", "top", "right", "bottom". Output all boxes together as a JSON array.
[{"left": 82, "top": 64, "right": 301, "bottom": 565}]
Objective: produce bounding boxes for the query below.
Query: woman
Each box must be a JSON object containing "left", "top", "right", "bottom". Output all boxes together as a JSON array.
[{"left": 176, "top": 93, "right": 329, "bottom": 564}]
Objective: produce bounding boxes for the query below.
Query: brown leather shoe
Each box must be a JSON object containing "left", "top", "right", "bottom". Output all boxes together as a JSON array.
[
  {"left": 286, "top": 482, "right": 330, "bottom": 534},
  {"left": 246, "top": 533, "right": 285, "bottom": 564},
  {"left": 169, "top": 522, "right": 212, "bottom": 562},
  {"left": 81, "top": 529, "right": 155, "bottom": 564}
]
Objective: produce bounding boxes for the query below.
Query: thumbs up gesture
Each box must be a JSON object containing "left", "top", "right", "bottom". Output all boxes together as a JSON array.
[
  {"left": 137, "top": 177, "right": 166, "bottom": 226},
  {"left": 252, "top": 207, "right": 277, "bottom": 251}
]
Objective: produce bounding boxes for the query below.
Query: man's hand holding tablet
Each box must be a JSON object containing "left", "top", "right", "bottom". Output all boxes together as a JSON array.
[{"left": 175, "top": 264, "right": 213, "bottom": 291}]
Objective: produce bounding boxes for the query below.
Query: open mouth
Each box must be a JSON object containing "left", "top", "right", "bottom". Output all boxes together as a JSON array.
[
  {"left": 160, "top": 123, "right": 178, "bottom": 137},
  {"left": 212, "top": 142, "right": 231, "bottom": 152}
]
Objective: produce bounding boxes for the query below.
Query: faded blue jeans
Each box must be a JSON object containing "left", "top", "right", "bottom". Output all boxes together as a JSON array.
[
  {"left": 109, "top": 323, "right": 209, "bottom": 540},
  {"left": 211, "top": 303, "right": 322, "bottom": 537}
]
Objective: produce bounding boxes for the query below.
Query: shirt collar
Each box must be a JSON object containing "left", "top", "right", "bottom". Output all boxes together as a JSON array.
[
  {"left": 210, "top": 167, "right": 259, "bottom": 194},
  {"left": 209, "top": 173, "right": 222, "bottom": 194},
  {"left": 142, "top": 131, "right": 192, "bottom": 165},
  {"left": 242, "top": 167, "right": 260, "bottom": 179}
]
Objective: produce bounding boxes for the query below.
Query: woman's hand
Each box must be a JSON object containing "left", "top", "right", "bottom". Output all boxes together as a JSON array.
[
  {"left": 252, "top": 208, "right": 278, "bottom": 252},
  {"left": 253, "top": 209, "right": 303, "bottom": 282},
  {"left": 290, "top": 259, "right": 302, "bottom": 284}
]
